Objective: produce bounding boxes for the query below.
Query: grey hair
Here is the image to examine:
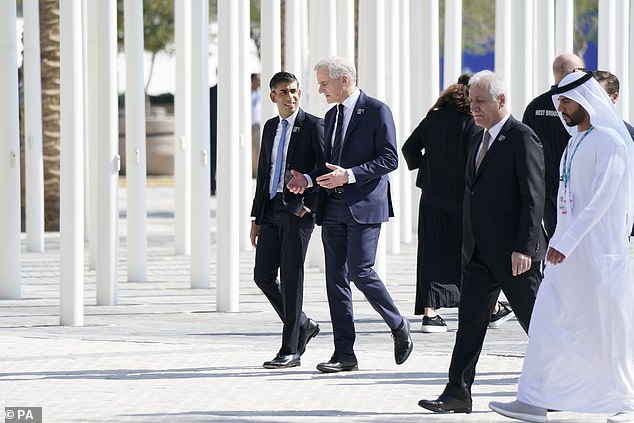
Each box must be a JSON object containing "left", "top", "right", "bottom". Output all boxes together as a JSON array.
[
  {"left": 314, "top": 56, "right": 357, "bottom": 85},
  {"left": 469, "top": 70, "right": 506, "bottom": 100}
]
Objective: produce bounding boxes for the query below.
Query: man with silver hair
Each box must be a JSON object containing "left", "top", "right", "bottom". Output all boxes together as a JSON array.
[
  {"left": 490, "top": 71, "right": 634, "bottom": 423},
  {"left": 287, "top": 56, "right": 413, "bottom": 373},
  {"left": 419, "top": 70, "right": 546, "bottom": 414}
]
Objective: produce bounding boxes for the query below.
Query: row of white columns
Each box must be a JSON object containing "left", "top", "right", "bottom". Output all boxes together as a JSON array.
[{"left": 4, "top": 0, "right": 634, "bottom": 323}]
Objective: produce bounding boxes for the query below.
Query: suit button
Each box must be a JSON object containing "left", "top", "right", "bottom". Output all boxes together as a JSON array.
[{"left": 470, "top": 191, "right": 474, "bottom": 196}]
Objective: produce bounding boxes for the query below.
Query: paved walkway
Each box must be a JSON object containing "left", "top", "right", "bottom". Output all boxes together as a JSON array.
[{"left": 0, "top": 182, "right": 610, "bottom": 422}]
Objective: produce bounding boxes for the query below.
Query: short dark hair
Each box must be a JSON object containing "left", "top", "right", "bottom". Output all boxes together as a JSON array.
[
  {"left": 593, "top": 70, "right": 620, "bottom": 95},
  {"left": 269, "top": 72, "right": 299, "bottom": 91}
]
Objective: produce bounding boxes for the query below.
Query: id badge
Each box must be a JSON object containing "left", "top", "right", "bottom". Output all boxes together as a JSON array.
[{"left": 559, "top": 191, "right": 573, "bottom": 215}]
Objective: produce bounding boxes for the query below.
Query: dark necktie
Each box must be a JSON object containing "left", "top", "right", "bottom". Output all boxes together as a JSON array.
[
  {"left": 270, "top": 119, "right": 289, "bottom": 199},
  {"left": 331, "top": 104, "right": 344, "bottom": 164},
  {"left": 475, "top": 130, "right": 490, "bottom": 171}
]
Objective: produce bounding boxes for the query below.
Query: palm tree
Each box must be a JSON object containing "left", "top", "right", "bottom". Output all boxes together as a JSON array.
[{"left": 39, "top": 0, "right": 60, "bottom": 231}]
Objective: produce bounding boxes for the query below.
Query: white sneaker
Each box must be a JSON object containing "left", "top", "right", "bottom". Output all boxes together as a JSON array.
[
  {"left": 489, "top": 301, "right": 515, "bottom": 328},
  {"left": 421, "top": 315, "right": 448, "bottom": 333},
  {"left": 489, "top": 400, "right": 548, "bottom": 423},
  {"left": 608, "top": 412, "right": 634, "bottom": 423}
]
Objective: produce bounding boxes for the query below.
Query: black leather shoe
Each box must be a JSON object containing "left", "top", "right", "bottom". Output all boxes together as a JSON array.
[
  {"left": 418, "top": 394, "right": 472, "bottom": 414},
  {"left": 392, "top": 318, "right": 413, "bottom": 365},
  {"left": 316, "top": 353, "right": 358, "bottom": 373},
  {"left": 263, "top": 352, "right": 300, "bottom": 369},
  {"left": 298, "top": 318, "right": 320, "bottom": 356}
]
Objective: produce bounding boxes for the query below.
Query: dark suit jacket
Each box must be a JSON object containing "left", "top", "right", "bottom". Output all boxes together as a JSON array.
[
  {"left": 312, "top": 90, "right": 398, "bottom": 225},
  {"left": 251, "top": 108, "right": 324, "bottom": 223},
  {"left": 462, "top": 116, "right": 546, "bottom": 271}
]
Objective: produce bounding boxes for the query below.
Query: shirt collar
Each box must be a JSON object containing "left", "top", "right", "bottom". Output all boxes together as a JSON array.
[
  {"left": 278, "top": 108, "right": 300, "bottom": 130},
  {"left": 487, "top": 113, "right": 511, "bottom": 141},
  {"left": 340, "top": 88, "right": 360, "bottom": 111}
]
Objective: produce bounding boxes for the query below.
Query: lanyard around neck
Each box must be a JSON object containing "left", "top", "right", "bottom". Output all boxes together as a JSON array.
[{"left": 561, "top": 126, "right": 594, "bottom": 189}]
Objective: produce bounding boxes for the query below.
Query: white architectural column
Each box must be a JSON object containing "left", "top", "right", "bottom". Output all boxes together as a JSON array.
[
  {"left": 410, "top": 0, "right": 439, "bottom": 232},
  {"left": 95, "top": 0, "right": 119, "bottom": 305},
  {"left": 555, "top": 0, "right": 574, "bottom": 55},
  {"left": 614, "top": 1, "right": 629, "bottom": 119},
  {"left": 509, "top": 1, "right": 534, "bottom": 117},
  {"left": 534, "top": 0, "right": 555, "bottom": 92},
  {"left": 260, "top": 0, "right": 282, "bottom": 124},
  {"left": 0, "top": 0, "right": 21, "bottom": 299},
  {"left": 399, "top": 0, "right": 413, "bottom": 244},
  {"left": 174, "top": 0, "right": 191, "bottom": 256},
  {"left": 217, "top": 0, "right": 240, "bottom": 311},
  {"left": 598, "top": 0, "right": 616, "bottom": 73},
  {"left": 358, "top": 0, "right": 387, "bottom": 279},
  {"left": 23, "top": 0, "right": 45, "bottom": 253},
  {"left": 495, "top": 0, "right": 512, "bottom": 90},
  {"left": 337, "top": 0, "right": 355, "bottom": 60},
  {"left": 190, "top": 0, "right": 211, "bottom": 289},
  {"left": 86, "top": 0, "right": 98, "bottom": 270},
  {"left": 81, "top": 0, "right": 90, "bottom": 244},
  {"left": 306, "top": 0, "right": 336, "bottom": 117},
  {"left": 385, "top": 1, "right": 401, "bottom": 255},
  {"left": 124, "top": 0, "right": 147, "bottom": 282},
  {"left": 238, "top": 0, "right": 252, "bottom": 251},
  {"left": 443, "top": 0, "right": 462, "bottom": 89},
  {"left": 629, "top": 0, "right": 634, "bottom": 124},
  {"left": 285, "top": 0, "right": 303, "bottom": 76},
  {"left": 59, "top": 0, "right": 85, "bottom": 325},
  {"left": 306, "top": 0, "right": 336, "bottom": 272}
]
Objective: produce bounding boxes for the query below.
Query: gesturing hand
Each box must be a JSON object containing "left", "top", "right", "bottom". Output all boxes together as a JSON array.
[
  {"left": 287, "top": 170, "right": 308, "bottom": 194},
  {"left": 316, "top": 163, "right": 348, "bottom": 189}
]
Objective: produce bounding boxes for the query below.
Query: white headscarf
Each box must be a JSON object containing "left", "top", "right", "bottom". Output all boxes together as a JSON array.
[{"left": 552, "top": 71, "right": 634, "bottom": 230}]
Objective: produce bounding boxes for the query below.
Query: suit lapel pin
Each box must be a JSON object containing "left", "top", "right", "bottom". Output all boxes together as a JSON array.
[
  {"left": 498, "top": 135, "right": 506, "bottom": 142},
  {"left": 292, "top": 126, "right": 300, "bottom": 133},
  {"left": 356, "top": 108, "right": 365, "bottom": 115}
]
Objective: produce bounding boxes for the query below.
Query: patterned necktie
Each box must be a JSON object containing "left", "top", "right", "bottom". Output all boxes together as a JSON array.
[
  {"left": 270, "top": 119, "right": 289, "bottom": 199},
  {"left": 475, "top": 130, "right": 490, "bottom": 171},
  {"left": 330, "top": 104, "right": 344, "bottom": 164}
]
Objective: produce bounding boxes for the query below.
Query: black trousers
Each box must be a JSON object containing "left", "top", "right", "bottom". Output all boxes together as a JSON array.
[
  {"left": 444, "top": 248, "right": 542, "bottom": 399},
  {"left": 253, "top": 196, "right": 315, "bottom": 354}
]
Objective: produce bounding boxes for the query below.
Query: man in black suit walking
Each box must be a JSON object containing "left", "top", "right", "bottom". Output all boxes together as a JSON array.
[
  {"left": 419, "top": 70, "right": 546, "bottom": 414},
  {"left": 250, "top": 72, "right": 324, "bottom": 369}
]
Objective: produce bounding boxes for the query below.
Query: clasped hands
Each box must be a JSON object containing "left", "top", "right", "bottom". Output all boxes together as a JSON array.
[{"left": 287, "top": 163, "right": 348, "bottom": 194}]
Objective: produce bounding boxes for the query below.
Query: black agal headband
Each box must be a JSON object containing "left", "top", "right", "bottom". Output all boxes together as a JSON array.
[{"left": 554, "top": 71, "right": 594, "bottom": 94}]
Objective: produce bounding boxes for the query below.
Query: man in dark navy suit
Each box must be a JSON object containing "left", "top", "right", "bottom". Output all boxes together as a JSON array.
[
  {"left": 419, "top": 70, "right": 546, "bottom": 414},
  {"left": 250, "top": 72, "right": 324, "bottom": 369},
  {"left": 288, "top": 56, "right": 413, "bottom": 373}
]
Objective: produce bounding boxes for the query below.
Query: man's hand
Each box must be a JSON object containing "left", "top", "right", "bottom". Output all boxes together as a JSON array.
[
  {"left": 287, "top": 169, "right": 308, "bottom": 194},
  {"left": 546, "top": 247, "right": 566, "bottom": 265},
  {"left": 250, "top": 221, "right": 259, "bottom": 248},
  {"left": 316, "top": 162, "right": 348, "bottom": 189},
  {"left": 511, "top": 251, "right": 532, "bottom": 276}
]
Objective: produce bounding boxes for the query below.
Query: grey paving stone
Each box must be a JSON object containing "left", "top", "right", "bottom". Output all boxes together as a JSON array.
[{"left": 0, "top": 182, "right": 609, "bottom": 422}]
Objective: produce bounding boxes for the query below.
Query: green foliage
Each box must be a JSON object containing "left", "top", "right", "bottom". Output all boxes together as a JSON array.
[
  {"left": 117, "top": 0, "right": 174, "bottom": 54},
  {"left": 462, "top": 0, "right": 495, "bottom": 55},
  {"left": 574, "top": 0, "right": 598, "bottom": 58}
]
